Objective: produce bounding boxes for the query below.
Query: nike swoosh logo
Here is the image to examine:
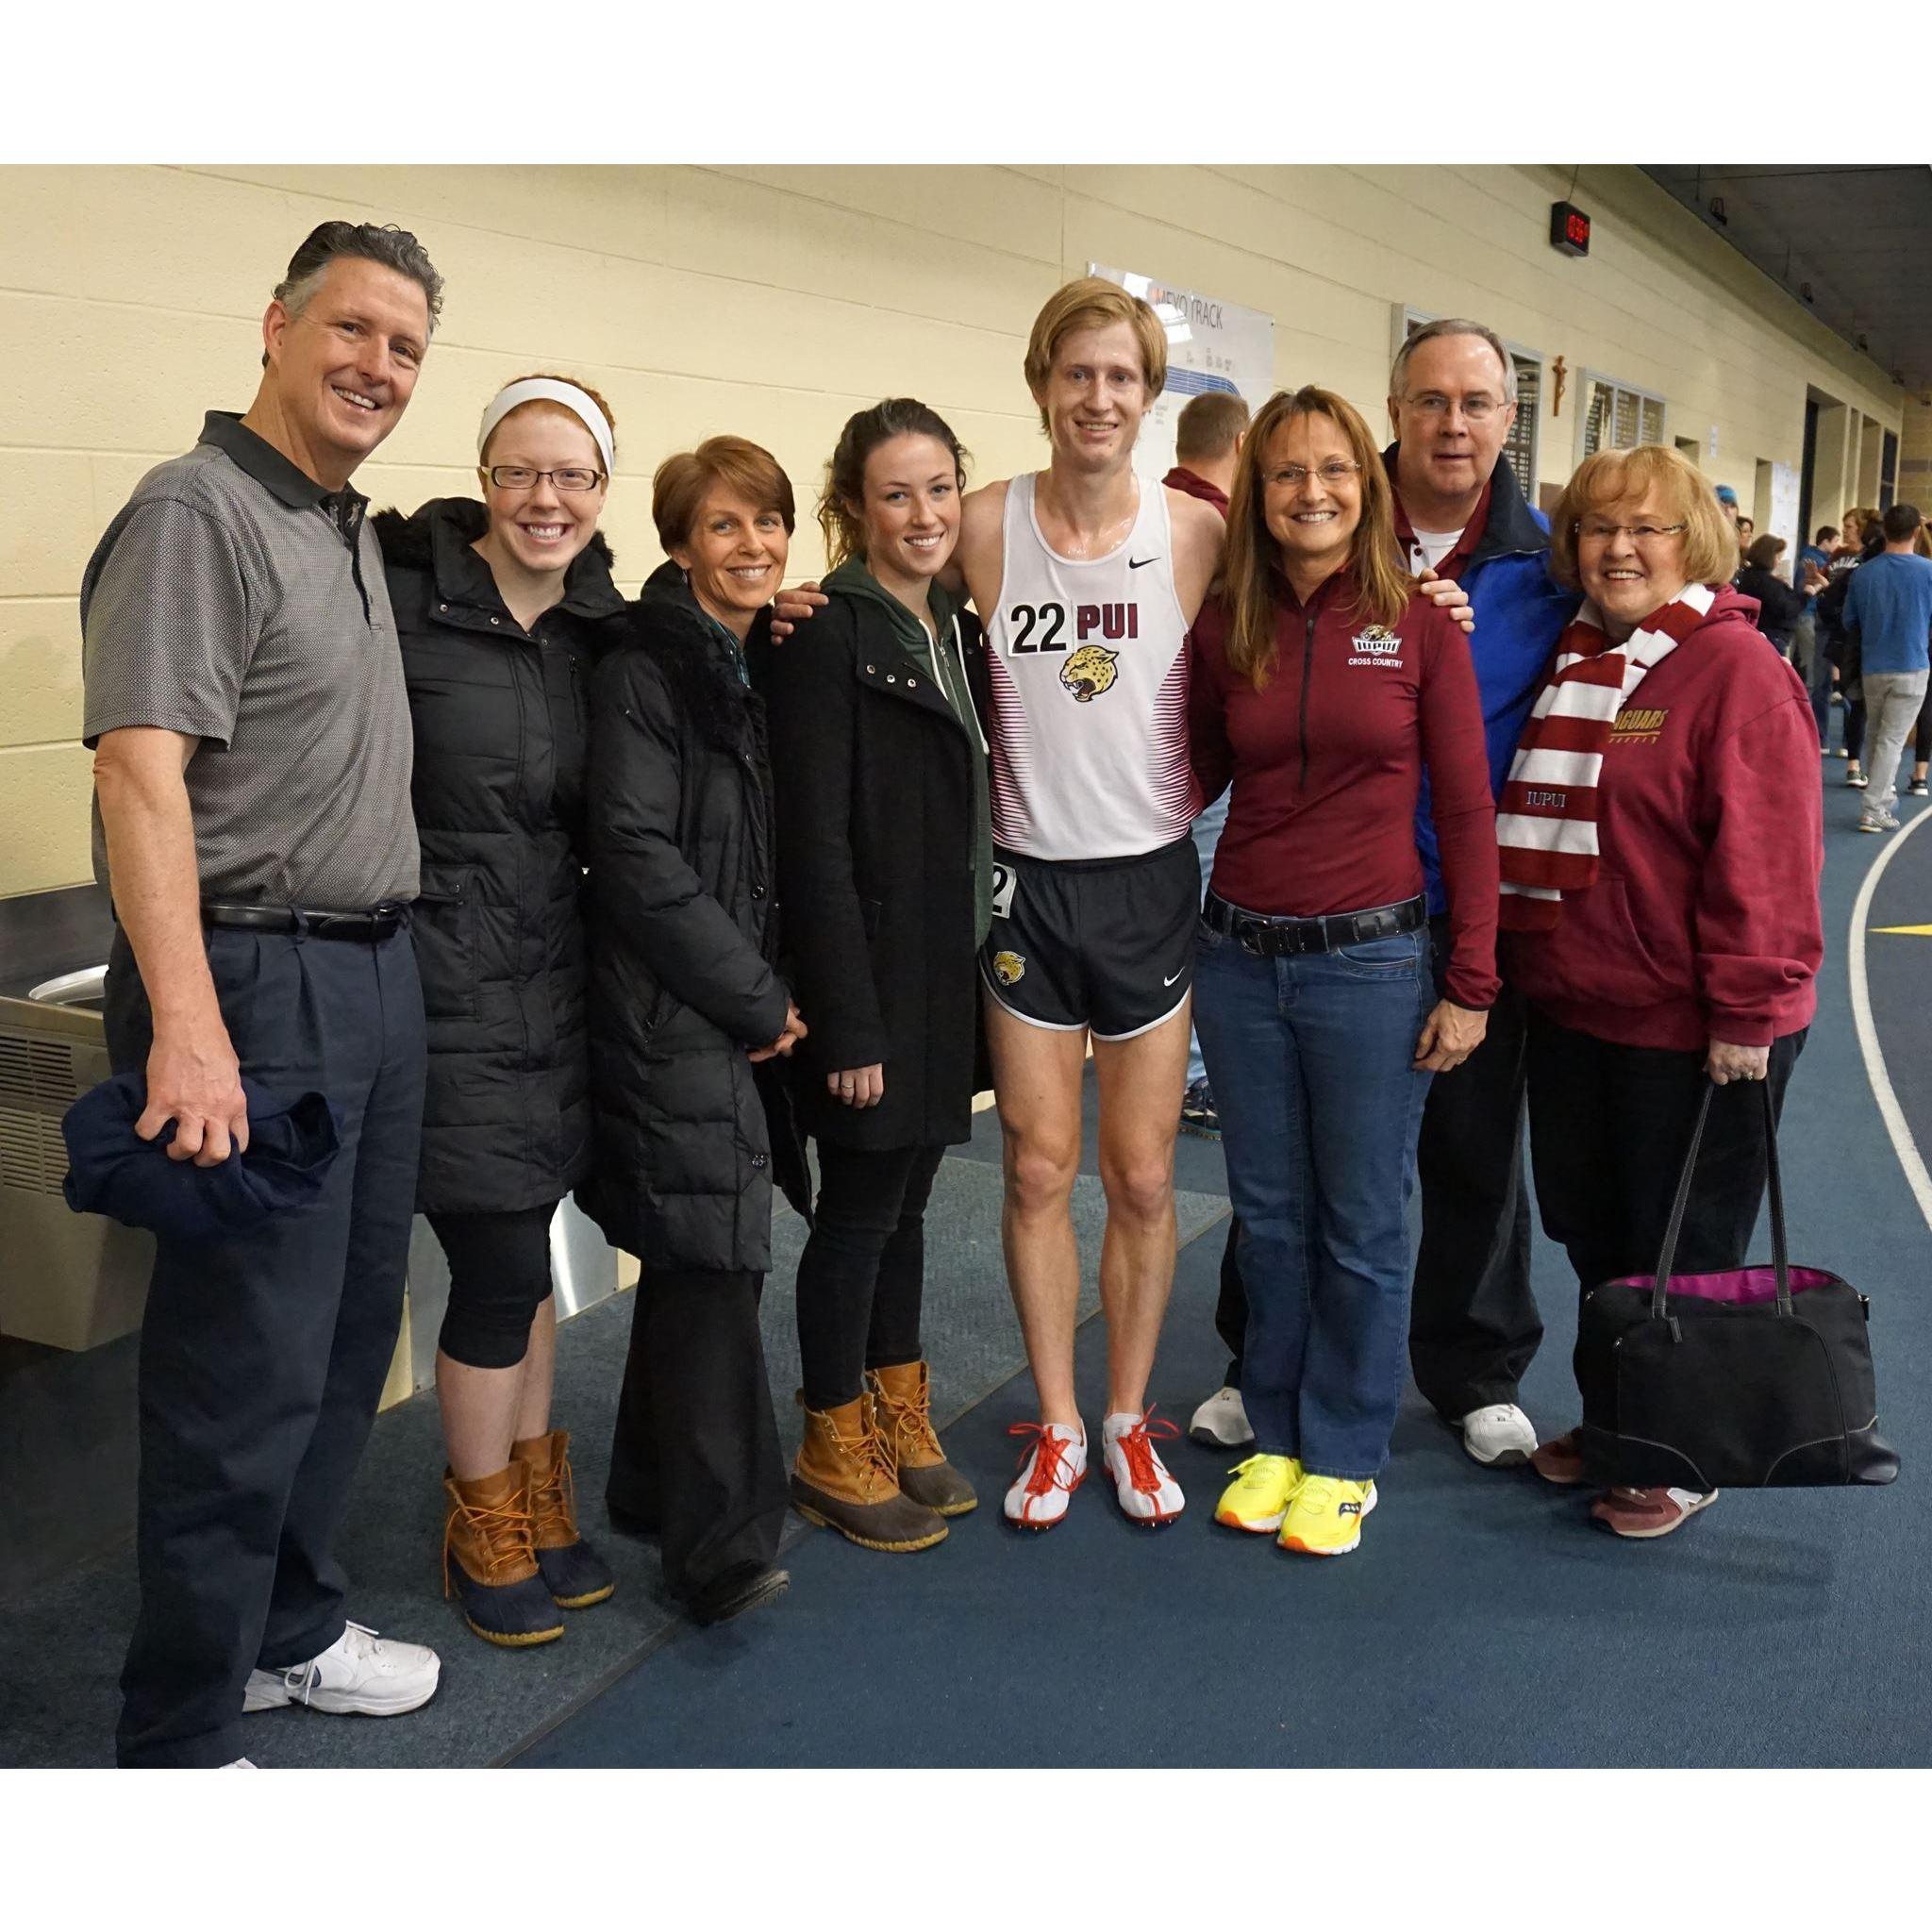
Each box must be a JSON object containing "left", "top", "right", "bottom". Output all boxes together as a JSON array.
[
  {"left": 1128, "top": 556, "right": 1158, "bottom": 570},
  {"left": 1163, "top": 968, "right": 1185, "bottom": 986}
]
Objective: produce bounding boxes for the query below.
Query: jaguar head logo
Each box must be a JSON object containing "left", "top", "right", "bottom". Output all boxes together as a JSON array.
[
  {"left": 991, "top": 950, "right": 1026, "bottom": 987},
  {"left": 1059, "top": 644, "right": 1119, "bottom": 704}
]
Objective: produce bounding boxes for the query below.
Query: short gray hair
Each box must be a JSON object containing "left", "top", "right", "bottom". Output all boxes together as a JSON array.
[
  {"left": 273, "top": 221, "right": 445, "bottom": 333},
  {"left": 1390, "top": 317, "right": 1517, "bottom": 408}
]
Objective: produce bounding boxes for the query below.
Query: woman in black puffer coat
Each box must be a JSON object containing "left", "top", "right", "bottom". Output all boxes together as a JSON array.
[
  {"left": 379, "top": 374, "right": 630, "bottom": 1650},
  {"left": 579, "top": 435, "right": 808, "bottom": 1628}
]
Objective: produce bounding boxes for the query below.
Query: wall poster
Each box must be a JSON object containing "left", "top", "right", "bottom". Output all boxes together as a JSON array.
[{"left": 1088, "top": 263, "right": 1276, "bottom": 486}]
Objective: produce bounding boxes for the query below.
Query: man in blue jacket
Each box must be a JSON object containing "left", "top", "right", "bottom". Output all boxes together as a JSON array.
[
  {"left": 1189, "top": 318, "right": 1577, "bottom": 1463},
  {"left": 1388, "top": 320, "right": 1578, "bottom": 1468}
]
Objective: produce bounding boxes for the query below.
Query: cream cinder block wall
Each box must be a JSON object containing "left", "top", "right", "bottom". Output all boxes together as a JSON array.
[{"left": 1, "top": 162, "right": 1907, "bottom": 900}]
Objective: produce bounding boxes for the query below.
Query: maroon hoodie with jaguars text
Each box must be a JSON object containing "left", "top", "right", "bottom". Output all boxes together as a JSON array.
[{"left": 1502, "top": 584, "right": 1823, "bottom": 1052}]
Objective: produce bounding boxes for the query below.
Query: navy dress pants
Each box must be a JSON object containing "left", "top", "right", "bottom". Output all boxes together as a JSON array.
[{"left": 104, "top": 923, "right": 426, "bottom": 1768}]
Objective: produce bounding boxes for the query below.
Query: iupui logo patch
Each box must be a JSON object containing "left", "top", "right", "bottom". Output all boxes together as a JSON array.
[
  {"left": 1059, "top": 644, "right": 1119, "bottom": 703},
  {"left": 1350, "top": 625, "right": 1401, "bottom": 657},
  {"left": 992, "top": 950, "right": 1026, "bottom": 987}
]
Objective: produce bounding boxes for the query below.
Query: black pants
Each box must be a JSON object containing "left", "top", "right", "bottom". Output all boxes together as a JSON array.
[
  {"left": 426, "top": 1202, "right": 558, "bottom": 1370},
  {"left": 1408, "top": 936, "right": 1540, "bottom": 1418},
  {"left": 105, "top": 923, "right": 425, "bottom": 1769},
  {"left": 1524, "top": 1012, "right": 1806, "bottom": 1296},
  {"left": 794, "top": 1141, "right": 944, "bottom": 1409},
  {"left": 606, "top": 1267, "right": 789, "bottom": 1605},
  {"left": 1212, "top": 919, "right": 1541, "bottom": 1416}
]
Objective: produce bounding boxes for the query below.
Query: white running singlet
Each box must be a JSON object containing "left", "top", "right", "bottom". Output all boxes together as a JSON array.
[{"left": 985, "top": 473, "right": 1199, "bottom": 860}]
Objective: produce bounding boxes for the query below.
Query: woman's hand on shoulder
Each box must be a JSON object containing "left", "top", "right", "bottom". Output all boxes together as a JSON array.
[
  {"left": 1412, "top": 999, "right": 1488, "bottom": 1073},
  {"left": 1418, "top": 570, "right": 1475, "bottom": 635},
  {"left": 769, "top": 582, "right": 828, "bottom": 642}
]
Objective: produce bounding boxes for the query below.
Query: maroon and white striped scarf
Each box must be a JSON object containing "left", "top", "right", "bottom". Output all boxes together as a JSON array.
[{"left": 1496, "top": 580, "right": 1715, "bottom": 930}]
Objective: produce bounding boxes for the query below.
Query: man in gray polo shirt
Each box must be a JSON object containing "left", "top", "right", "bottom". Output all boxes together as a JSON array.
[{"left": 81, "top": 221, "right": 444, "bottom": 1770}]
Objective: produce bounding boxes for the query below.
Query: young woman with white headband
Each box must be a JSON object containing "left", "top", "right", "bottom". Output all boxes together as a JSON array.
[{"left": 375, "top": 373, "right": 628, "bottom": 1648}]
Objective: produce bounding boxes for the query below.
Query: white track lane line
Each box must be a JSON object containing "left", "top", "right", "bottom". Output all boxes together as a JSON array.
[{"left": 1847, "top": 806, "right": 1932, "bottom": 1236}]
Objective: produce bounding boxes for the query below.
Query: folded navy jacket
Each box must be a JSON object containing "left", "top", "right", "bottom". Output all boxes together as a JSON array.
[{"left": 62, "top": 1073, "right": 343, "bottom": 1241}]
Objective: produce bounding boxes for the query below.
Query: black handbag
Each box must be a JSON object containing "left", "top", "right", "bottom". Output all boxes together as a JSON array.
[{"left": 1575, "top": 1081, "right": 1900, "bottom": 1490}]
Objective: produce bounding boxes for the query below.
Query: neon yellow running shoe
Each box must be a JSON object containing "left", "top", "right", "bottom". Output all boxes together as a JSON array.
[
  {"left": 1276, "top": 1474, "right": 1377, "bottom": 1556},
  {"left": 1213, "top": 1454, "right": 1304, "bottom": 1533}
]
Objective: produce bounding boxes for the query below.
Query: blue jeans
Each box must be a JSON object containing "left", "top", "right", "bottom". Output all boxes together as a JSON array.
[
  {"left": 1795, "top": 613, "right": 1832, "bottom": 746},
  {"left": 1185, "top": 793, "right": 1229, "bottom": 1087},
  {"left": 1192, "top": 914, "right": 1435, "bottom": 1480}
]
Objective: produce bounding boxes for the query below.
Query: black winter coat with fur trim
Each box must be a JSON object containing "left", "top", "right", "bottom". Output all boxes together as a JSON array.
[
  {"left": 375, "top": 496, "right": 629, "bottom": 1216},
  {"left": 576, "top": 561, "right": 808, "bottom": 1274}
]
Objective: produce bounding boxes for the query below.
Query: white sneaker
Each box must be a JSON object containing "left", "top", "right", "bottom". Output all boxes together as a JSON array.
[
  {"left": 1459, "top": 1403, "right": 1539, "bottom": 1468},
  {"left": 1003, "top": 1423, "right": 1087, "bottom": 1530},
  {"left": 243, "top": 1621, "right": 441, "bottom": 1718},
  {"left": 1102, "top": 1409, "right": 1185, "bottom": 1525},
  {"left": 1189, "top": 1385, "right": 1256, "bottom": 1450}
]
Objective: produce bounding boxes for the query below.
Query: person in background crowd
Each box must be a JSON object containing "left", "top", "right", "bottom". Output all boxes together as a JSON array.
[
  {"left": 375, "top": 374, "right": 627, "bottom": 1648},
  {"left": 1506, "top": 444, "right": 1822, "bottom": 1541},
  {"left": 1190, "top": 319, "right": 1576, "bottom": 1473},
  {"left": 1910, "top": 518, "right": 1932, "bottom": 797},
  {"left": 1795, "top": 525, "right": 1836, "bottom": 746},
  {"left": 1821, "top": 508, "right": 1884, "bottom": 788},
  {"left": 1165, "top": 390, "right": 1250, "bottom": 1147},
  {"left": 1842, "top": 502, "right": 1932, "bottom": 833},
  {"left": 1736, "top": 533, "right": 1810, "bottom": 658},
  {"left": 751, "top": 398, "right": 989, "bottom": 1553},
  {"left": 1714, "top": 482, "right": 1741, "bottom": 556},
  {"left": 1735, "top": 513, "right": 1756, "bottom": 562},
  {"left": 1191, "top": 385, "right": 1498, "bottom": 1559},
  {"left": 581, "top": 437, "right": 807, "bottom": 1626},
  {"left": 80, "top": 221, "right": 446, "bottom": 1766}
]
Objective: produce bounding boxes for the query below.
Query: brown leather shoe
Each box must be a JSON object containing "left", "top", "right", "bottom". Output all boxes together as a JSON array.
[
  {"left": 868, "top": 1359, "right": 977, "bottom": 1517},
  {"left": 791, "top": 1393, "right": 948, "bottom": 1552},
  {"left": 513, "top": 1427, "right": 616, "bottom": 1609},
  {"left": 442, "top": 1463, "right": 566, "bottom": 1647}
]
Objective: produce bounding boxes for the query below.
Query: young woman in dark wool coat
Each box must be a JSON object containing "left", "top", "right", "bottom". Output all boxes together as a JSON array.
[{"left": 750, "top": 399, "right": 992, "bottom": 1555}]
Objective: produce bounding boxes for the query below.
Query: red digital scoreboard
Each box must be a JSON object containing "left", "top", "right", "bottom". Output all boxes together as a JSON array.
[{"left": 1550, "top": 202, "right": 1591, "bottom": 258}]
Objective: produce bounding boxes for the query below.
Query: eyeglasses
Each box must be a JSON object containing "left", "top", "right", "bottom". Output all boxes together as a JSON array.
[
  {"left": 1267, "top": 460, "right": 1362, "bottom": 489},
  {"left": 485, "top": 465, "right": 606, "bottom": 492},
  {"left": 1403, "top": 393, "right": 1507, "bottom": 421},
  {"left": 1575, "top": 520, "right": 1688, "bottom": 544}
]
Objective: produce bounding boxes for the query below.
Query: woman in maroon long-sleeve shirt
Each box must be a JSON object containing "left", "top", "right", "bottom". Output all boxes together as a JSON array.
[{"left": 1189, "top": 385, "right": 1498, "bottom": 1559}]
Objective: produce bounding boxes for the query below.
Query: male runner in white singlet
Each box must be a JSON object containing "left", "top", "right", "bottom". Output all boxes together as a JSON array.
[{"left": 953, "top": 279, "right": 1224, "bottom": 1530}]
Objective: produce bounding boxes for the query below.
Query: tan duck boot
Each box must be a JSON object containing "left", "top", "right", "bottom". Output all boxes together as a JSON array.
[
  {"left": 868, "top": 1359, "right": 978, "bottom": 1517},
  {"left": 513, "top": 1427, "right": 617, "bottom": 1610},
  {"left": 791, "top": 1392, "right": 948, "bottom": 1552},
  {"left": 442, "top": 1462, "right": 566, "bottom": 1647}
]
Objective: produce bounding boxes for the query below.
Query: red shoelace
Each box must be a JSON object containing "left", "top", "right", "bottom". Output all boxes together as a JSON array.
[
  {"left": 1111, "top": 1408, "right": 1180, "bottom": 1494},
  {"left": 1008, "top": 1422, "right": 1083, "bottom": 1497}
]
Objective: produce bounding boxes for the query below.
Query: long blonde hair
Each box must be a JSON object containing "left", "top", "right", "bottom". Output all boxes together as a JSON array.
[{"left": 1221, "top": 387, "right": 1411, "bottom": 689}]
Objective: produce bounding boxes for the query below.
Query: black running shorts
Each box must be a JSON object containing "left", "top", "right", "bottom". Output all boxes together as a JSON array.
[{"left": 978, "top": 836, "right": 1200, "bottom": 1041}]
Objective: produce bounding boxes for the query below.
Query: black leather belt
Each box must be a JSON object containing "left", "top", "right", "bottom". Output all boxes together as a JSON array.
[
  {"left": 1203, "top": 890, "right": 1425, "bottom": 959},
  {"left": 202, "top": 901, "right": 409, "bottom": 941}
]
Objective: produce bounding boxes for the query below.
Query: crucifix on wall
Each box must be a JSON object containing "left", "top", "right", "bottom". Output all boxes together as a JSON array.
[{"left": 1552, "top": 356, "right": 1568, "bottom": 418}]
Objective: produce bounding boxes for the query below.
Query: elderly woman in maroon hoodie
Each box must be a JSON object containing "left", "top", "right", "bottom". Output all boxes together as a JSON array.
[{"left": 1500, "top": 444, "right": 1824, "bottom": 1541}]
